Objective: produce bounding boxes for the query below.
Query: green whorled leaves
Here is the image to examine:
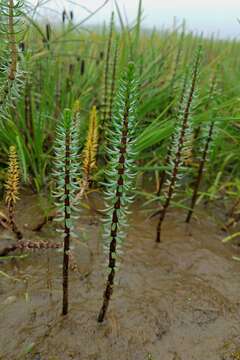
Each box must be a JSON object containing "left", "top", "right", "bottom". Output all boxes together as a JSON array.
[
  {"left": 97, "top": 62, "right": 139, "bottom": 323},
  {"left": 52, "top": 109, "right": 80, "bottom": 232},
  {"left": 165, "top": 47, "right": 202, "bottom": 189},
  {"left": 102, "top": 62, "right": 139, "bottom": 262},
  {"left": 191, "top": 72, "right": 220, "bottom": 159},
  {"left": 199, "top": 78, "right": 221, "bottom": 159},
  {"left": 0, "top": 0, "right": 25, "bottom": 119},
  {"left": 155, "top": 46, "right": 202, "bottom": 242}
]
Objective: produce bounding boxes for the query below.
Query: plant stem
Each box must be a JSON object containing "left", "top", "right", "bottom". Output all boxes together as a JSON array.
[
  {"left": 156, "top": 141, "right": 173, "bottom": 197},
  {"left": 108, "top": 42, "right": 118, "bottom": 130},
  {"left": 186, "top": 120, "right": 215, "bottom": 223},
  {"left": 62, "top": 129, "right": 70, "bottom": 316},
  {"left": 8, "top": 0, "right": 17, "bottom": 82},
  {"left": 97, "top": 236, "right": 117, "bottom": 322},
  {"left": 98, "top": 79, "right": 130, "bottom": 323},
  {"left": 156, "top": 67, "right": 189, "bottom": 199},
  {"left": 8, "top": 199, "right": 22, "bottom": 240}
]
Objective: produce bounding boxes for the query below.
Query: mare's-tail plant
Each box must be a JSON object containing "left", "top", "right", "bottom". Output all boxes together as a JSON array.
[
  {"left": 52, "top": 109, "right": 80, "bottom": 316},
  {"left": 185, "top": 120, "right": 215, "bottom": 223},
  {"left": 185, "top": 75, "right": 218, "bottom": 223},
  {"left": 156, "top": 68, "right": 190, "bottom": 200},
  {"left": 4, "top": 145, "right": 22, "bottom": 239},
  {"left": 169, "top": 21, "right": 186, "bottom": 94},
  {"left": 98, "top": 63, "right": 139, "bottom": 323},
  {"left": 99, "top": 12, "right": 115, "bottom": 144},
  {"left": 0, "top": 0, "right": 25, "bottom": 117},
  {"left": 155, "top": 46, "right": 202, "bottom": 243},
  {"left": 108, "top": 41, "right": 119, "bottom": 135}
]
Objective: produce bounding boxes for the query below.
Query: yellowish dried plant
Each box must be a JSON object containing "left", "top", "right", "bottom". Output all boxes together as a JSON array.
[
  {"left": 5, "top": 145, "right": 20, "bottom": 206},
  {"left": 5, "top": 145, "right": 22, "bottom": 239},
  {"left": 82, "top": 105, "right": 98, "bottom": 183}
]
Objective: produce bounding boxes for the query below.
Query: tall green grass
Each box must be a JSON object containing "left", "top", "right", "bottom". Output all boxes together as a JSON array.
[{"left": 0, "top": 0, "right": 239, "bottom": 217}]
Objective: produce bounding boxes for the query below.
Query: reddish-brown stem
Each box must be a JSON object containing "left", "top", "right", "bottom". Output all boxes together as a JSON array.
[
  {"left": 156, "top": 67, "right": 189, "bottom": 199},
  {"left": 156, "top": 140, "right": 173, "bottom": 197},
  {"left": 8, "top": 200, "right": 22, "bottom": 240},
  {"left": 186, "top": 121, "right": 215, "bottom": 223}
]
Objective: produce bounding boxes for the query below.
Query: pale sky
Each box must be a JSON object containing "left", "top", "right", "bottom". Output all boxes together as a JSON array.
[{"left": 28, "top": 0, "right": 240, "bottom": 38}]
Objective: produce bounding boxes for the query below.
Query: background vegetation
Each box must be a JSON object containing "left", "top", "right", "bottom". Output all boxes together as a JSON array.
[{"left": 1, "top": 0, "right": 240, "bottom": 222}]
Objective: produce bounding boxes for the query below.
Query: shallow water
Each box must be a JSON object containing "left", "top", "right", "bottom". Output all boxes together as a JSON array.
[{"left": 1, "top": 193, "right": 240, "bottom": 360}]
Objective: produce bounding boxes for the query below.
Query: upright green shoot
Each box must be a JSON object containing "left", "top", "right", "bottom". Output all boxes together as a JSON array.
[
  {"left": 98, "top": 63, "right": 139, "bottom": 323},
  {"left": 156, "top": 46, "right": 202, "bottom": 243},
  {"left": 52, "top": 109, "right": 80, "bottom": 315}
]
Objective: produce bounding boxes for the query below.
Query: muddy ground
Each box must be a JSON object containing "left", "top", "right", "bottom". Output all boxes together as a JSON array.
[{"left": 1, "top": 192, "right": 240, "bottom": 360}]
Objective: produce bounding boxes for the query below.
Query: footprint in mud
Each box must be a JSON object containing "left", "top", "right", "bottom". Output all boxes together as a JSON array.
[
  {"left": 33, "top": 354, "right": 41, "bottom": 360},
  {"left": 193, "top": 307, "right": 219, "bottom": 326},
  {"left": 154, "top": 310, "right": 171, "bottom": 340}
]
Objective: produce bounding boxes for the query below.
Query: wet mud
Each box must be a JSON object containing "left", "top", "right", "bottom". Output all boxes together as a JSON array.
[{"left": 1, "top": 193, "right": 240, "bottom": 360}]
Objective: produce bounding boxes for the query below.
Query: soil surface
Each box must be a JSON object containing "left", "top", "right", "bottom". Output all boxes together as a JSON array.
[{"left": 1, "top": 192, "right": 240, "bottom": 360}]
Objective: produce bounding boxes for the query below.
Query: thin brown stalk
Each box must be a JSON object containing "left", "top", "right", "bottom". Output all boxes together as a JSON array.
[
  {"left": 62, "top": 129, "right": 70, "bottom": 315},
  {"left": 186, "top": 120, "right": 215, "bottom": 223},
  {"left": 101, "top": 12, "right": 114, "bottom": 132},
  {"left": 8, "top": 0, "right": 17, "bottom": 82}
]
